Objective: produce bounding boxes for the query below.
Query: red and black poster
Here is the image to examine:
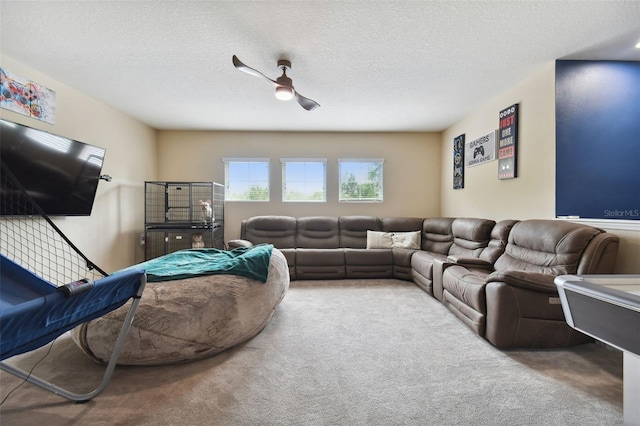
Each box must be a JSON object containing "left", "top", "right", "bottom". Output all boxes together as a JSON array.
[
  {"left": 498, "top": 104, "right": 518, "bottom": 180},
  {"left": 453, "top": 134, "right": 465, "bottom": 189}
]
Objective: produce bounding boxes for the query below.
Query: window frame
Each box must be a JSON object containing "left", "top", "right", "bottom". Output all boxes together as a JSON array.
[
  {"left": 281, "top": 158, "right": 327, "bottom": 203},
  {"left": 338, "top": 158, "right": 384, "bottom": 203},
  {"left": 222, "top": 158, "right": 270, "bottom": 202}
]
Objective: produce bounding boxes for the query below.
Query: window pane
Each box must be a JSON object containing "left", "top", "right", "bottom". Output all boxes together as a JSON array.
[
  {"left": 282, "top": 160, "right": 326, "bottom": 202},
  {"left": 339, "top": 159, "right": 383, "bottom": 202},
  {"left": 225, "top": 160, "right": 269, "bottom": 201}
]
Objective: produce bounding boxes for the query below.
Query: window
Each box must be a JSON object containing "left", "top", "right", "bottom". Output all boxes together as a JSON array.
[
  {"left": 281, "top": 159, "right": 326, "bottom": 202},
  {"left": 339, "top": 158, "right": 384, "bottom": 202},
  {"left": 223, "top": 158, "right": 270, "bottom": 201}
]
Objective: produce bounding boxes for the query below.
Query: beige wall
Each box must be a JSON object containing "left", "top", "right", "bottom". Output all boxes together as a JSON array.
[
  {"left": 440, "top": 61, "right": 640, "bottom": 274},
  {"left": 441, "top": 61, "right": 556, "bottom": 220},
  {"left": 157, "top": 131, "right": 441, "bottom": 240},
  {"left": 0, "top": 56, "right": 157, "bottom": 271}
]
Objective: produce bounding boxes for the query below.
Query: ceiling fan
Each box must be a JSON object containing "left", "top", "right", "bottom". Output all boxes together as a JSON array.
[{"left": 232, "top": 55, "right": 320, "bottom": 111}]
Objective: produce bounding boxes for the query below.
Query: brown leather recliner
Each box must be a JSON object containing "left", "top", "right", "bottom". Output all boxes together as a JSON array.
[
  {"left": 412, "top": 217, "right": 498, "bottom": 297},
  {"left": 442, "top": 219, "right": 620, "bottom": 348},
  {"left": 435, "top": 219, "right": 517, "bottom": 331}
]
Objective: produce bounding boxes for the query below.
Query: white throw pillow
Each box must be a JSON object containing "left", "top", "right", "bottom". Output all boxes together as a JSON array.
[
  {"left": 366, "top": 230, "right": 393, "bottom": 249},
  {"left": 391, "top": 231, "right": 421, "bottom": 249}
]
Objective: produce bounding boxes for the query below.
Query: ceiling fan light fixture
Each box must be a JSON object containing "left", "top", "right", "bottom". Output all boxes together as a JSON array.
[
  {"left": 275, "top": 85, "right": 294, "bottom": 101},
  {"left": 232, "top": 55, "right": 319, "bottom": 110}
]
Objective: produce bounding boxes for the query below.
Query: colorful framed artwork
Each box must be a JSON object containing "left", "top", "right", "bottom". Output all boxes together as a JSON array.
[{"left": 1, "top": 68, "right": 56, "bottom": 124}]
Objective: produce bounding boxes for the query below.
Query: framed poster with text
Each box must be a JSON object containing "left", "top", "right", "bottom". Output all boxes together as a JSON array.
[
  {"left": 465, "top": 130, "right": 497, "bottom": 168},
  {"left": 498, "top": 104, "right": 518, "bottom": 180},
  {"left": 453, "top": 134, "right": 465, "bottom": 189}
]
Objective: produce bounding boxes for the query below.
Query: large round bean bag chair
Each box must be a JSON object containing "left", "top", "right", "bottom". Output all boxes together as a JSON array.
[{"left": 71, "top": 247, "right": 289, "bottom": 366}]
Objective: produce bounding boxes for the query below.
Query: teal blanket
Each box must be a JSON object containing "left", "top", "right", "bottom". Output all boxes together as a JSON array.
[{"left": 118, "top": 244, "right": 273, "bottom": 283}]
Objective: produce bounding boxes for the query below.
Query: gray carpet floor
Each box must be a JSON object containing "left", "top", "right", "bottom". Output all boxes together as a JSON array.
[{"left": 0, "top": 279, "right": 623, "bottom": 425}]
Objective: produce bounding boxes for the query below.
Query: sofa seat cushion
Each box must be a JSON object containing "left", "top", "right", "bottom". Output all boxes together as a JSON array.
[
  {"left": 442, "top": 265, "right": 490, "bottom": 314},
  {"left": 392, "top": 248, "right": 415, "bottom": 268},
  {"left": 345, "top": 248, "right": 392, "bottom": 265},
  {"left": 410, "top": 250, "right": 448, "bottom": 280},
  {"left": 279, "top": 248, "right": 296, "bottom": 280},
  {"left": 296, "top": 249, "right": 345, "bottom": 279},
  {"left": 391, "top": 248, "right": 416, "bottom": 281},
  {"left": 345, "top": 248, "right": 393, "bottom": 278}
]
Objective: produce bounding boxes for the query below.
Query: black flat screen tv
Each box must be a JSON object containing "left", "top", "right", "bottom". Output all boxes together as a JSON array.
[{"left": 0, "top": 118, "right": 106, "bottom": 216}]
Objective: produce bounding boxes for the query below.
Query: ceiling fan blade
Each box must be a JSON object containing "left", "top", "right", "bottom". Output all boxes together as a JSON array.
[
  {"left": 294, "top": 91, "right": 320, "bottom": 111},
  {"left": 232, "top": 55, "right": 276, "bottom": 84}
]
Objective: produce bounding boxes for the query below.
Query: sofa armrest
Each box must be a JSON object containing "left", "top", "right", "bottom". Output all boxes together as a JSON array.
[
  {"left": 486, "top": 270, "right": 557, "bottom": 293},
  {"left": 447, "top": 255, "right": 494, "bottom": 271},
  {"left": 432, "top": 258, "right": 456, "bottom": 302},
  {"left": 227, "top": 239, "right": 254, "bottom": 249}
]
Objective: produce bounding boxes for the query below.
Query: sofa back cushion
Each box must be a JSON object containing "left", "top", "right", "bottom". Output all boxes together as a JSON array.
[
  {"left": 297, "top": 216, "right": 340, "bottom": 249},
  {"left": 421, "top": 217, "right": 455, "bottom": 254},
  {"left": 576, "top": 232, "right": 619, "bottom": 274},
  {"left": 448, "top": 218, "right": 496, "bottom": 258},
  {"left": 339, "top": 216, "right": 381, "bottom": 248},
  {"left": 493, "top": 219, "right": 603, "bottom": 275},
  {"left": 381, "top": 217, "right": 424, "bottom": 233},
  {"left": 242, "top": 216, "right": 297, "bottom": 249},
  {"left": 479, "top": 219, "right": 519, "bottom": 264}
]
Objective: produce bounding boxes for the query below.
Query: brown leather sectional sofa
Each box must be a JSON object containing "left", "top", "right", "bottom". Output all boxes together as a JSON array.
[{"left": 229, "top": 215, "right": 620, "bottom": 349}]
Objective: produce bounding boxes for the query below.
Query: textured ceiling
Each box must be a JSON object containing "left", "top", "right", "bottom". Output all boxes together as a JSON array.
[{"left": 1, "top": 1, "right": 639, "bottom": 132}]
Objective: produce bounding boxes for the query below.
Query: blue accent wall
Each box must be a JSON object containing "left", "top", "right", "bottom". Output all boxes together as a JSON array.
[{"left": 556, "top": 60, "right": 640, "bottom": 220}]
